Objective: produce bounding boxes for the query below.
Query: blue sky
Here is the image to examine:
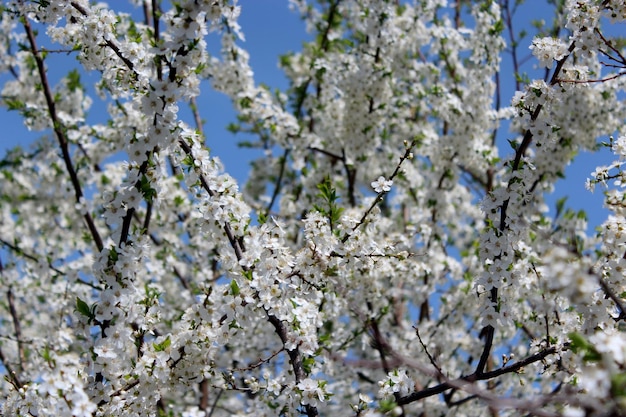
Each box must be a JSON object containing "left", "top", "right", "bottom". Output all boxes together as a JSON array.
[{"left": 0, "top": 1, "right": 616, "bottom": 232}]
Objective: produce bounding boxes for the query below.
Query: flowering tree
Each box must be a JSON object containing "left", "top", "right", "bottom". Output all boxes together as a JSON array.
[{"left": 1, "top": 0, "right": 626, "bottom": 416}]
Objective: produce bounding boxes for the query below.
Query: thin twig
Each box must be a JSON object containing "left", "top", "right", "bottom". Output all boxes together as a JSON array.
[
  {"left": 6, "top": 288, "right": 25, "bottom": 369},
  {"left": 206, "top": 388, "right": 223, "bottom": 417},
  {"left": 232, "top": 347, "right": 285, "bottom": 372},
  {"left": 342, "top": 138, "right": 418, "bottom": 243},
  {"left": 414, "top": 327, "right": 443, "bottom": 377},
  {"left": 263, "top": 149, "right": 290, "bottom": 217}
]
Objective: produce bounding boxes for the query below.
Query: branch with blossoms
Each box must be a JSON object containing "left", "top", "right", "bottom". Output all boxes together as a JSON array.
[
  {"left": 0, "top": 259, "right": 24, "bottom": 391},
  {"left": 553, "top": 28, "right": 626, "bottom": 84},
  {"left": 343, "top": 138, "right": 417, "bottom": 243},
  {"left": 22, "top": 14, "right": 104, "bottom": 253},
  {"left": 8, "top": 3, "right": 322, "bottom": 416},
  {"left": 351, "top": 316, "right": 566, "bottom": 414},
  {"left": 396, "top": 344, "right": 559, "bottom": 404},
  {"left": 473, "top": 39, "right": 576, "bottom": 388},
  {"left": 3, "top": 1, "right": 626, "bottom": 416},
  {"left": 180, "top": 128, "right": 319, "bottom": 417}
]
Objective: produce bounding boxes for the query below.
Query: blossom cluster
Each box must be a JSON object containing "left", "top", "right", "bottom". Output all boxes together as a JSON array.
[{"left": 0, "top": 0, "right": 626, "bottom": 416}]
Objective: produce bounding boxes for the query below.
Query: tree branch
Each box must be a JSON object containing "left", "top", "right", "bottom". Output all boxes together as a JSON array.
[
  {"left": 22, "top": 17, "right": 104, "bottom": 252},
  {"left": 398, "top": 345, "right": 559, "bottom": 405}
]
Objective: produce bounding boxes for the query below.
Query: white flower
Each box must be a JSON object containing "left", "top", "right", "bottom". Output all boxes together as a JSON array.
[
  {"left": 612, "top": 135, "right": 626, "bottom": 159},
  {"left": 371, "top": 176, "right": 393, "bottom": 193},
  {"left": 378, "top": 369, "right": 413, "bottom": 398},
  {"left": 562, "top": 406, "right": 585, "bottom": 417},
  {"left": 266, "top": 379, "right": 282, "bottom": 396},
  {"left": 578, "top": 366, "right": 611, "bottom": 396},
  {"left": 529, "top": 37, "right": 568, "bottom": 68},
  {"left": 297, "top": 378, "right": 326, "bottom": 407},
  {"left": 590, "top": 330, "right": 626, "bottom": 365},
  {"left": 389, "top": 369, "right": 412, "bottom": 396}
]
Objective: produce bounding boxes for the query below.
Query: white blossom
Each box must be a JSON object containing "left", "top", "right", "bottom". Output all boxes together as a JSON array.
[
  {"left": 371, "top": 176, "right": 393, "bottom": 193},
  {"left": 1, "top": 1, "right": 626, "bottom": 416}
]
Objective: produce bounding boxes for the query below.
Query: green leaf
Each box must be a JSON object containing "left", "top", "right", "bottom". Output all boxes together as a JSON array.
[
  {"left": 139, "top": 174, "right": 157, "bottom": 203},
  {"left": 153, "top": 336, "right": 171, "bottom": 352},
  {"left": 568, "top": 332, "right": 602, "bottom": 362},
  {"left": 4, "top": 97, "right": 25, "bottom": 111},
  {"left": 76, "top": 297, "right": 91, "bottom": 318},
  {"left": 489, "top": 19, "right": 504, "bottom": 35},
  {"left": 555, "top": 197, "right": 567, "bottom": 218},
  {"left": 226, "top": 122, "right": 241, "bottom": 133},
  {"left": 108, "top": 247, "right": 119, "bottom": 264},
  {"left": 279, "top": 52, "right": 292, "bottom": 69},
  {"left": 378, "top": 398, "right": 398, "bottom": 413},
  {"left": 315, "top": 176, "right": 345, "bottom": 231},
  {"left": 230, "top": 279, "right": 240, "bottom": 296},
  {"left": 611, "top": 373, "right": 626, "bottom": 398},
  {"left": 302, "top": 356, "right": 315, "bottom": 374},
  {"left": 239, "top": 96, "right": 252, "bottom": 109},
  {"left": 42, "top": 345, "right": 53, "bottom": 364},
  {"left": 181, "top": 154, "right": 194, "bottom": 168},
  {"left": 66, "top": 69, "right": 82, "bottom": 92}
]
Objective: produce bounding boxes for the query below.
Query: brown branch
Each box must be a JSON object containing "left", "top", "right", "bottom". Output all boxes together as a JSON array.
[
  {"left": 142, "top": 0, "right": 151, "bottom": 26},
  {"left": 6, "top": 288, "right": 25, "bottom": 370},
  {"left": 232, "top": 347, "right": 285, "bottom": 372},
  {"left": 397, "top": 345, "right": 559, "bottom": 405},
  {"left": 307, "top": 146, "right": 342, "bottom": 160},
  {"left": 510, "top": 41, "right": 575, "bottom": 174},
  {"left": 0, "top": 345, "right": 23, "bottom": 390},
  {"left": 341, "top": 149, "right": 357, "bottom": 207},
  {"left": 99, "top": 379, "right": 140, "bottom": 406},
  {"left": 263, "top": 149, "right": 290, "bottom": 217},
  {"left": 118, "top": 158, "right": 150, "bottom": 246},
  {"left": 63, "top": 5, "right": 311, "bottom": 417},
  {"left": 190, "top": 97, "right": 204, "bottom": 134},
  {"left": 480, "top": 41, "right": 576, "bottom": 380},
  {"left": 22, "top": 16, "right": 104, "bottom": 252},
  {"left": 292, "top": 0, "right": 341, "bottom": 120},
  {"left": 0, "top": 239, "right": 100, "bottom": 290},
  {"left": 152, "top": 0, "right": 162, "bottom": 81},
  {"left": 199, "top": 379, "right": 210, "bottom": 412},
  {"left": 0, "top": 258, "right": 24, "bottom": 387},
  {"left": 177, "top": 140, "right": 247, "bottom": 263},
  {"left": 554, "top": 71, "right": 626, "bottom": 84},
  {"left": 475, "top": 307, "right": 496, "bottom": 376},
  {"left": 598, "top": 276, "right": 626, "bottom": 321},
  {"left": 267, "top": 314, "right": 319, "bottom": 417},
  {"left": 595, "top": 27, "right": 626, "bottom": 65},
  {"left": 206, "top": 387, "right": 223, "bottom": 417},
  {"left": 179, "top": 139, "right": 317, "bottom": 416},
  {"left": 414, "top": 327, "right": 443, "bottom": 377},
  {"left": 500, "top": 0, "right": 522, "bottom": 92}
]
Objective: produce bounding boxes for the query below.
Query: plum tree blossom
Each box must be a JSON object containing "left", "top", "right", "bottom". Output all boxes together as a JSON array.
[
  {"left": 1, "top": 0, "right": 626, "bottom": 416},
  {"left": 371, "top": 176, "right": 393, "bottom": 193}
]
